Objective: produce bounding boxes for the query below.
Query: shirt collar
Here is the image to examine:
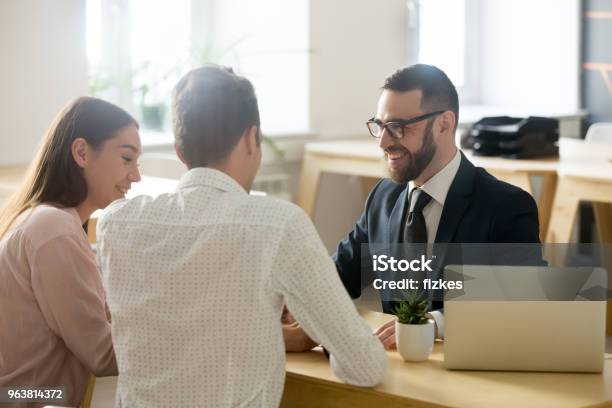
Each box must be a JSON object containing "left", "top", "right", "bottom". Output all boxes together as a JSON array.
[
  {"left": 177, "top": 167, "right": 247, "bottom": 194},
  {"left": 409, "top": 149, "right": 461, "bottom": 206}
]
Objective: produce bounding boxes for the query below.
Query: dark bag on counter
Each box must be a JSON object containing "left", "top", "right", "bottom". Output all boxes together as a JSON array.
[{"left": 470, "top": 116, "right": 559, "bottom": 159}]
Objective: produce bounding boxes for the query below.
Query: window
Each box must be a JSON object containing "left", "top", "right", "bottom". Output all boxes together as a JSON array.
[
  {"left": 86, "top": 0, "right": 309, "bottom": 137},
  {"left": 211, "top": 0, "right": 309, "bottom": 134},
  {"left": 408, "top": 0, "right": 579, "bottom": 114},
  {"left": 408, "top": 0, "right": 480, "bottom": 104}
]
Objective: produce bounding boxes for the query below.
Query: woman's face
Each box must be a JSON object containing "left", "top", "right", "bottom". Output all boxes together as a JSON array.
[{"left": 82, "top": 124, "right": 142, "bottom": 209}]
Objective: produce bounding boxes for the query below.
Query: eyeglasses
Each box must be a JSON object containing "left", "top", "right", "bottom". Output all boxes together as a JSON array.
[{"left": 366, "top": 111, "right": 444, "bottom": 140}]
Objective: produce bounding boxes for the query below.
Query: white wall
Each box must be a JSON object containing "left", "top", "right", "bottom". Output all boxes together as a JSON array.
[
  {"left": 210, "top": 0, "right": 310, "bottom": 134},
  {"left": 0, "top": 0, "right": 88, "bottom": 165},
  {"left": 479, "top": 0, "right": 580, "bottom": 113},
  {"left": 309, "top": 0, "right": 407, "bottom": 252},
  {"left": 309, "top": 0, "right": 407, "bottom": 139}
]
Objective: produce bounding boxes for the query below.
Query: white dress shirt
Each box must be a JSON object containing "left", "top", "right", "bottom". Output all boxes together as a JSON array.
[
  {"left": 408, "top": 149, "right": 461, "bottom": 243},
  {"left": 408, "top": 149, "right": 461, "bottom": 338},
  {"left": 97, "top": 168, "right": 387, "bottom": 408}
]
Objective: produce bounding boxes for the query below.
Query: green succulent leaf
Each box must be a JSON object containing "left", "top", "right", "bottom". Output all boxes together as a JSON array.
[{"left": 392, "top": 292, "right": 429, "bottom": 325}]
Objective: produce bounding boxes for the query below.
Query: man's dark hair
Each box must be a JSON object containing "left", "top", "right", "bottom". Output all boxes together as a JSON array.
[
  {"left": 382, "top": 64, "right": 459, "bottom": 130},
  {"left": 172, "top": 65, "right": 261, "bottom": 168}
]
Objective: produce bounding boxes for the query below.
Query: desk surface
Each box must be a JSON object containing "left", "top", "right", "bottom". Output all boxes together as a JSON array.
[
  {"left": 305, "top": 140, "right": 559, "bottom": 173},
  {"left": 285, "top": 310, "right": 612, "bottom": 408},
  {"left": 305, "top": 138, "right": 612, "bottom": 174},
  {"left": 557, "top": 162, "right": 612, "bottom": 183}
]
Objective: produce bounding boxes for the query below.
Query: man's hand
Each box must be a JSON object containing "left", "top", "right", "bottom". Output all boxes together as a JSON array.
[
  {"left": 425, "top": 313, "right": 439, "bottom": 338},
  {"left": 374, "top": 319, "right": 397, "bottom": 350},
  {"left": 283, "top": 321, "right": 318, "bottom": 352},
  {"left": 281, "top": 306, "right": 317, "bottom": 352},
  {"left": 375, "top": 315, "right": 439, "bottom": 350},
  {"left": 281, "top": 305, "right": 296, "bottom": 325}
]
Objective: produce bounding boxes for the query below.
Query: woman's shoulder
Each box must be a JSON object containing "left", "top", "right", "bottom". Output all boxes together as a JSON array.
[{"left": 16, "top": 205, "right": 85, "bottom": 248}]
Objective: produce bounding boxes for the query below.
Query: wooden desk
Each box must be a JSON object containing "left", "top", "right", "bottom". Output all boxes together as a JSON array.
[
  {"left": 282, "top": 310, "right": 612, "bottom": 408},
  {"left": 546, "top": 163, "right": 612, "bottom": 244},
  {"left": 87, "top": 315, "right": 612, "bottom": 407},
  {"left": 297, "top": 141, "right": 387, "bottom": 217},
  {"left": 297, "top": 141, "right": 558, "bottom": 241},
  {"left": 545, "top": 162, "right": 612, "bottom": 335}
]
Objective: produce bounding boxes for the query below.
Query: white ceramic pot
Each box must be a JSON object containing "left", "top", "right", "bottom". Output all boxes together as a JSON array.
[{"left": 395, "top": 319, "right": 435, "bottom": 362}]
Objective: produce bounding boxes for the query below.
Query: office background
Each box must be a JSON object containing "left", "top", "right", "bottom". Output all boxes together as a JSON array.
[
  {"left": 1, "top": 2, "right": 612, "bottom": 407},
  {"left": 0, "top": 0, "right": 609, "bottom": 250}
]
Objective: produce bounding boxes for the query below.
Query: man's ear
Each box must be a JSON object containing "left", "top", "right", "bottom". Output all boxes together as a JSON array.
[
  {"left": 243, "top": 126, "right": 259, "bottom": 155},
  {"left": 438, "top": 111, "right": 456, "bottom": 137},
  {"left": 174, "top": 143, "right": 187, "bottom": 165},
  {"left": 72, "top": 138, "right": 89, "bottom": 169}
]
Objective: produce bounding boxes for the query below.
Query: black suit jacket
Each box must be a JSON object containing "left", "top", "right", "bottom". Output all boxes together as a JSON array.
[{"left": 332, "top": 151, "right": 541, "bottom": 309}]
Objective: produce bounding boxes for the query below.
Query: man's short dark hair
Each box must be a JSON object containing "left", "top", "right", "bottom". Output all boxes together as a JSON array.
[
  {"left": 172, "top": 65, "right": 261, "bottom": 168},
  {"left": 383, "top": 64, "right": 459, "bottom": 130}
]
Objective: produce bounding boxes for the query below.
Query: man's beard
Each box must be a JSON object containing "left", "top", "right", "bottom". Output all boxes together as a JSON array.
[{"left": 386, "top": 120, "right": 436, "bottom": 184}]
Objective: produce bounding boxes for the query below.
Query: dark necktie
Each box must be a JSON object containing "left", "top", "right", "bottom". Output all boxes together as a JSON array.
[
  {"left": 381, "top": 188, "right": 433, "bottom": 314},
  {"left": 403, "top": 188, "right": 432, "bottom": 243}
]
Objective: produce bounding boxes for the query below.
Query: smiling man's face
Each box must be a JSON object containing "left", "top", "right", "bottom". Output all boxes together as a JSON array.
[{"left": 375, "top": 89, "right": 437, "bottom": 184}]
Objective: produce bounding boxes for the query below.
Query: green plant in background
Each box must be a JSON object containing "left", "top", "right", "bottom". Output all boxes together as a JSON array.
[
  {"left": 261, "top": 135, "right": 285, "bottom": 159},
  {"left": 89, "top": 61, "right": 175, "bottom": 131},
  {"left": 392, "top": 293, "right": 429, "bottom": 325},
  {"left": 138, "top": 85, "right": 166, "bottom": 130},
  {"left": 191, "top": 37, "right": 285, "bottom": 159},
  {"left": 88, "top": 36, "right": 288, "bottom": 159},
  {"left": 190, "top": 36, "right": 247, "bottom": 67},
  {"left": 88, "top": 70, "right": 133, "bottom": 96},
  {"left": 133, "top": 61, "right": 179, "bottom": 131}
]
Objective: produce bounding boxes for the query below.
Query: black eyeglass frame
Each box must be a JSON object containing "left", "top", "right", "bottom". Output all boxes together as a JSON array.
[{"left": 366, "top": 110, "right": 445, "bottom": 140}]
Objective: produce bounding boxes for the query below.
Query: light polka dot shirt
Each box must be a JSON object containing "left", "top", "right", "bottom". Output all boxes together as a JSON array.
[{"left": 97, "top": 168, "right": 387, "bottom": 408}]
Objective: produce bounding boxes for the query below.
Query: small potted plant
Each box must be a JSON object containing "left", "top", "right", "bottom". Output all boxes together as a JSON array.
[{"left": 392, "top": 293, "right": 435, "bottom": 362}]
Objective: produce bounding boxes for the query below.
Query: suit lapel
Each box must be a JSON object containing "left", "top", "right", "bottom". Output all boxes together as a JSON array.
[
  {"left": 386, "top": 151, "right": 476, "bottom": 244},
  {"left": 434, "top": 151, "right": 475, "bottom": 243},
  {"left": 388, "top": 184, "right": 409, "bottom": 244}
]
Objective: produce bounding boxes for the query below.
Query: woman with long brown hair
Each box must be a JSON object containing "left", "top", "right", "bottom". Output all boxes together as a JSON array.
[{"left": 0, "top": 97, "right": 141, "bottom": 407}]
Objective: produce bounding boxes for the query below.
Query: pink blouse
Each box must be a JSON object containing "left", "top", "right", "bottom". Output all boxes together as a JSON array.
[{"left": 0, "top": 205, "right": 117, "bottom": 407}]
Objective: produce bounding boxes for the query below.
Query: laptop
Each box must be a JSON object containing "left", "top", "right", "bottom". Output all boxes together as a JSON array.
[{"left": 443, "top": 265, "right": 607, "bottom": 373}]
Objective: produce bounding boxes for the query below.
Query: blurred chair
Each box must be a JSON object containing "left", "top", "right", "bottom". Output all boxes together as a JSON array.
[
  {"left": 582, "top": 122, "right": 612, "bottom": 244},
  {"left": 585, "top": 122, "right": 612, "bottom": 144}
]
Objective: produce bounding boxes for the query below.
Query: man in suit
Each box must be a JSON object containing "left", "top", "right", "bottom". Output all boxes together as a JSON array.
[{"left": 333, "top": 64, "right": 541, "bottom": 349}]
